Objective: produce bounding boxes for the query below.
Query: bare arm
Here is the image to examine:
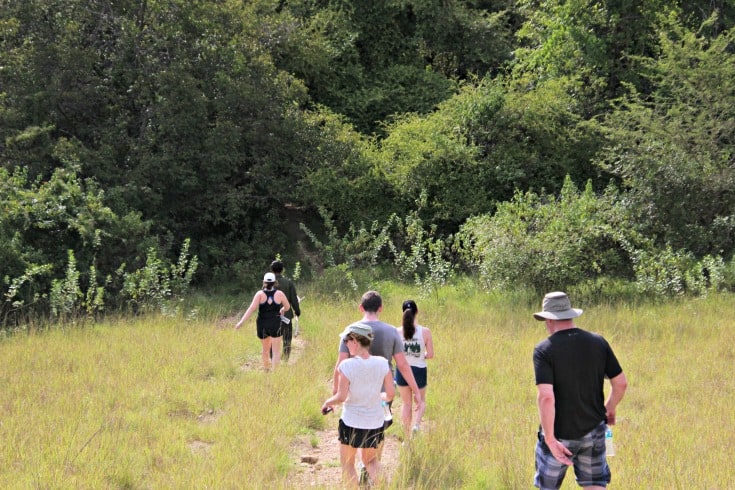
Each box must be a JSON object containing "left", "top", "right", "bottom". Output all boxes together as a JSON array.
[
  {"left": 381, "top": 369, "right": 395, "bottom": 402},
  {"left": 537, "top": 383, "right": 572, "bottom": 465},
  {"left": 234, "top": 292, "right": 263, "bottom": 329},
  {"left": 605, "top": 372, "right": 628, "bottom": 425},
  {"left": 275, "top": 290, "right": 290, "bottom": 315},
  {"left": 332, "top": 351, "right": 349, "bottom": 394},
  {"left": 423, "top": 327, "right": 434, "bottom": 359},
  {"left": 322, "top": 368, "right": 350, "bottom": 412}
]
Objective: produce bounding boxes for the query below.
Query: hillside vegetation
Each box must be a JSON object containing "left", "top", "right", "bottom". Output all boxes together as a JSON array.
[{"left": 2, "top": 1, "right": 735, "bottom": 325}]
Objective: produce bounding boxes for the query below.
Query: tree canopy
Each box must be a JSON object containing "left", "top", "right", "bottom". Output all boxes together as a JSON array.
[{"left": 2, "top": 0, "right": 735, "bottom": 323}]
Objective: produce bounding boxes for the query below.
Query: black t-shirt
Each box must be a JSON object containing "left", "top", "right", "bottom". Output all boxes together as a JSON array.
[{"left": 533, "top": 328, "right": 623, "bottom": 439}]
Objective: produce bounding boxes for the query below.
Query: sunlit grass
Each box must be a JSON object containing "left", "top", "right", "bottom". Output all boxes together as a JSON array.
[{"left": 1, "top": 285, "right": 734, "bottom": 488}]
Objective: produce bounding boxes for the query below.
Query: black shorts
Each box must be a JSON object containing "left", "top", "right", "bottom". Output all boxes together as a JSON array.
[
  {"left": 338, "top": 419, "right": 385, "bottom": 449},
  {"left": 256, "top": 318, "right": 282, "bottom": 339}
]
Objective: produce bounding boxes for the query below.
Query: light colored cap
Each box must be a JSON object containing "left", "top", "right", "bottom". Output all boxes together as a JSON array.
[
  {"left": 338, "top": 322, "right": 373, "bottom": 339},
  {"left": 533, "top": 291, "right": 583, "bottom": 320},
  {"left": 263, "top": 272, "right": 276, "bottom": 283}
]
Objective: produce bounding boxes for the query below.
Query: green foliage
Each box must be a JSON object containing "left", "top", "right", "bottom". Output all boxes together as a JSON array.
[
  {"left": 0, "top": 0, "right": 341, "bottom": 282},
  {"left": 0, "top": 165, "right": 153, "bottom": 324},
  {"left": 49, "top": 250, "right": 82, "bottom": 320},
  {"left": 513, "top": 0, "right": 672, "bottom": 102},
  {"left": 309, "top": 264, "right": 359, "bottom": 301},
  {"left": 2, "top": 264, "right": 53, "bottom": 324},
  {"left": 457, "top": 177, "right": 632, "bottom": 293},
  {"left": 0, "top": 164, "right": 199, "bottom": 326},
  {"left": 375, "top": 76, "right": 605, "bottom": 235},
  {"left": 121, "top": 239, "right": 198, "bottom": 316},
  {"left": 2, "top": 0, "right": 735, "bottom": 305},
  {"left": 392, "top": 195, "right": 454, "bottom": 298},
  {"left": 594, "top": 18, "right": 735, "bottom": 258},
  {"left": 274, "top": 0, "right": 513, "bottom": 134},
  {"left": 377, "top": 94, "right": 486, "bottom": 232},
  {"left": 297, "top": 109, "right": 400, "bottom": 227},
  {"left": 300, "top": 208, "right": 397, "bottom": 270},
  {"left": 632, "top": 247, "right": 726, "bottom": 297},
  {"left": 301, "top": 202, "right": 453, "bottom": 298}
]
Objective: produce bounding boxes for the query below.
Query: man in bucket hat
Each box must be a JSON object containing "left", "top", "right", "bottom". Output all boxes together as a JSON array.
[{"left": 532, "top": 292, "right": 628, "bottom": 489}]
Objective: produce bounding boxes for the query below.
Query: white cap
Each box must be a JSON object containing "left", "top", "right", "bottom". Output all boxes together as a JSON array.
[{"left": 263, "top": 272, "right": 276, "bottom": 283}]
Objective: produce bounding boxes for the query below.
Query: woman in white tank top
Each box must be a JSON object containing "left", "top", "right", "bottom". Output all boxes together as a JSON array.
[{"left": 396, "top": 300, "right": 434, "bottom": 439}]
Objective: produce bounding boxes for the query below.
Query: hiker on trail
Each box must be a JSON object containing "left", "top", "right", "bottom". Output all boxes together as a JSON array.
[
  {"left": 234, "top": 272, "right": 290, "bottom": 370},
  {"left": 532, "top": 291, "right": 628, "bottom": 490},
  {"left": 322, "top": 323, "right": 394, "bottom": 489},
  {"left": 333, "top": 291, "right": 424, "bottom": 422},
  {"left": 270, "top": 260, "right": 301, "bottom": 361},
  {"left": 397, "top": 300, "right": 434, "bottom": 439},
  {"left": 332, "top": 291, "right": 424, "bottom": 483}
]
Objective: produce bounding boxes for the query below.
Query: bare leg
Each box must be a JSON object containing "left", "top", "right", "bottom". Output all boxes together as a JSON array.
[
  {"left": 413, "top": 386, "right": 427, "bottom": 429},
  {"left": 361, "top": 447, "right": 382, "bottom": 486},
  {"left": 261, "top": 338, "right": 272, "bottom": 370},
  {"left": 340, "top": 444, "right": 359, "bottom": 489},
  {"left": 398, "top": 385, "right": 413, "bottom": 439},
  {"left": 270, "top": 337, "right": 282, "bottom": 367}
]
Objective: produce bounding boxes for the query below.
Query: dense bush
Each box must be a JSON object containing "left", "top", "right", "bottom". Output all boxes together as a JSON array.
[
  {"left": 2, "top": 0, "right": 735, "bottom": 320},
  {"left": 457, "top": 177, "right": 632, "bottom": 293},
  {"left": 0, "top": 165, "right": 196, "bottom": 327}
]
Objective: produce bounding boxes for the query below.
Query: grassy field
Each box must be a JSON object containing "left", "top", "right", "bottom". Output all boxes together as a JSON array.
[{"left": 1, "top": 281, "right": 733, "bottom": 489}]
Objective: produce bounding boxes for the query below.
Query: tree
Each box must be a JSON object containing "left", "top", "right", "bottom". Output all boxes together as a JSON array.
[
  {"left": 512, "top": 0, "right": 674, "bottom": 107},
  {"left": 0, "top": 161, "right": 154, "bottom": 323},
  {"left": 0, "top": 0, "right": 336, "bottom": 280},
  {"left": 270, "top": 0, "right": 514, "bottom": 134},
  {"left": 594, "top": 18, "right": 735, "bottom": 258}
]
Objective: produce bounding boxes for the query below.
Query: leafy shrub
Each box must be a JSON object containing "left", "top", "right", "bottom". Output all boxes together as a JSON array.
[
  {"left": 632, "top": 246, "right": 726, "bottom": 297},
  {"left": 301, "top": 201, "right": 454, "bottom": 298},
  {"left": 0, "top": 164, "right": 192, "bottom": 327},
  {"left": 457, "top": 177, "right": 632, "bottom": 293},
  {"left": 121, "top": 239, "right": 198, "bottom": 315}
]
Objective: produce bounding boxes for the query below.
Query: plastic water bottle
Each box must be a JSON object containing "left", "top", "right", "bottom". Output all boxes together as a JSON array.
[
  {"left": 382, "top": 401, "right": 392, "bottom": 422},
  {"left": 605, "top": 427, "right": 615, "bottom": 456}
]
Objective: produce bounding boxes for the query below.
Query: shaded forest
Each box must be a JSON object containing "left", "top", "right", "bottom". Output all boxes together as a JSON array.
[{"left": 2, "top": 0, "right": 735, "bottom": 324}]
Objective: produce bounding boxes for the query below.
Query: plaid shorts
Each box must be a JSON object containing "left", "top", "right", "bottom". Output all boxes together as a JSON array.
[{"left": 534, "top": 422, "right": 611, "bottom": 489}]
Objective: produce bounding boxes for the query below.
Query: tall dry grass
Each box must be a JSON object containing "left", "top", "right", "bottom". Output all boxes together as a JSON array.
[{"left": 1, "top": 283, "right": 733, "bottom": 488}]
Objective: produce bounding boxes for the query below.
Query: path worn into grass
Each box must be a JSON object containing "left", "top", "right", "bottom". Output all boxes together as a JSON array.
[
  {"left": 216, "top": 317, "right": 404, "bottom": 487},
  {"left": 287, "top": 336, "right": 403, "bottom": 488}
]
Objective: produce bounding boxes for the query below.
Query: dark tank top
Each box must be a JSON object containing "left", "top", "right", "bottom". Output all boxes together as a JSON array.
[{"left": 258, "top": 288, "right": 281, "bottom": 327}]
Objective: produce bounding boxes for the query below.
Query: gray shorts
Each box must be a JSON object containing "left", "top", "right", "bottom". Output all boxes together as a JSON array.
[{"left": 534, "top": 422, "right": 611, "bottom": 489}]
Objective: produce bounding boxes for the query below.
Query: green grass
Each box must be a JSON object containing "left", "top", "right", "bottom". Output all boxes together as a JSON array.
[{"left": 1, "top": 284, "right": 734, "bottom": 488}]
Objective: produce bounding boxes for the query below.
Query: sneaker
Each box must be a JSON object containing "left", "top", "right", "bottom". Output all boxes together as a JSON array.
[
  {"left": 357, "top": 461, "right": 369, "bottom": 487},
  {"left": 412, "top": 424, "right": 420, "bottom": 434}
]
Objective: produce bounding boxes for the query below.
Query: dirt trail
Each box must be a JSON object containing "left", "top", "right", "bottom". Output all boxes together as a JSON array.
[
  {"left": 287, "top": 336, "right": 403, "bottom": 488},
  {"left": 290, "top": 423, "right": 402, "bottom": 489},
  {"left": 217, "top": 318, "right": 405, "bottom": 488}
]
